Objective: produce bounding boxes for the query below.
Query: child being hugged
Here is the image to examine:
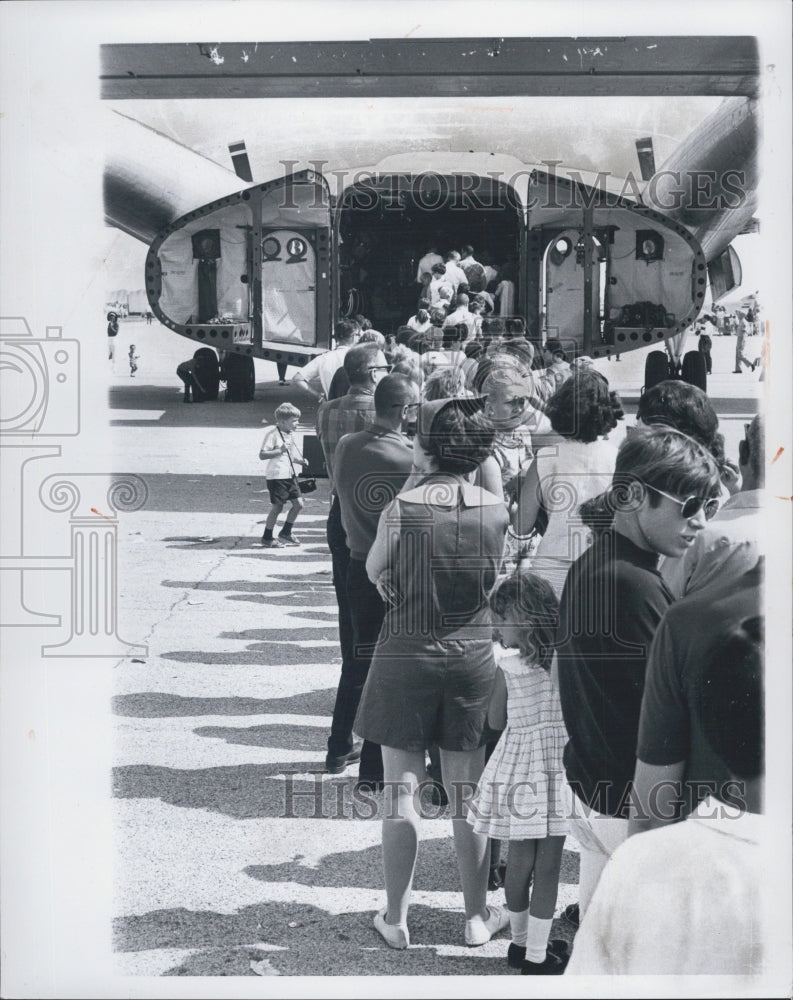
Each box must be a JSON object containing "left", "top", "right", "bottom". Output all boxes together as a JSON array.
[
  {"left": 258, "top": 402, "right": 308, "bottom": 548},
  {"left": 468, "top": 570, "right": 570, "bottom": 975}
]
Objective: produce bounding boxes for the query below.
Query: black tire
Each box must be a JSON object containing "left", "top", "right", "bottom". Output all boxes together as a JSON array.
[
  {"left": 223, "top": 353, "right": 255, "bottom": 402},
  {"left": 682, "top": 350, "right": 707, "bottom": 392},
  {"left": 643, "top": 350, "right": 669, "bottom": 393}
]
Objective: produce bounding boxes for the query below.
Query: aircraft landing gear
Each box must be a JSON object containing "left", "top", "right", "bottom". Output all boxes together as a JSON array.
[{"left": 643, "top": 347, "right": 707, "bottom": 394}]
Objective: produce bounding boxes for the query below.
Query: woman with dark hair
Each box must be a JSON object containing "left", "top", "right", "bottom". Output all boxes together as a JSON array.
[
  {"left": 636, "top": 380, "right": 738, "bottom": 494},
  {"left": 355, "top": 397, "right": 510, "bottom": 950},
  {"left": 515, "top": 369, "right": 624, "bottom": 596}
]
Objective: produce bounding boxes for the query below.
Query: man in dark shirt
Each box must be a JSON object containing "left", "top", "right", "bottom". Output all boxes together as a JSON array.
[
  {"left": 556, "top": 425, "right": 722, "bottom": 920},
  {"left": 331, "top": 375, "right": 419, "bottom": 788},
  {"left": 316, "top": 344, "right": 390, "bottom": 775},
  {"left": 629, "top": 560, "right": 763, "bottom": 833}
]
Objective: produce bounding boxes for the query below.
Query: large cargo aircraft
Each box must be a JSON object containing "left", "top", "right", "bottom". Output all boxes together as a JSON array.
[{"left": 103, "top": 42, "right": 759, "bottom": 392}]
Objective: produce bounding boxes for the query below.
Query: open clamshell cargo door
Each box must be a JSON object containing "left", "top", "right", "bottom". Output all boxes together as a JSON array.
[
  {"left": 526, "top": 169, "right": 705, "bottom": 359},
  {"left": 145, "top": 170, "right": 332, "bottom": 368}
]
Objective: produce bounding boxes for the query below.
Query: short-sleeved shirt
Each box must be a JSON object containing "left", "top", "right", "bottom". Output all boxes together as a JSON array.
[
  {"left": 260, "top": 425, "right": 301, "bottom": 480},
  {"left": 636, "top": 562, "right": 762, "bottom": 817},
  {"left": 556, "top": 529, "right": 674, "bottom": 818},
  {"left": 293, "top": 345, "right": 351, "bottom": 397},
  {"left": 316, "top": 386, "right": 377, "bottom": 488},
  {"left": 334, "top": 425, "right": 414, "bottom": 560}
]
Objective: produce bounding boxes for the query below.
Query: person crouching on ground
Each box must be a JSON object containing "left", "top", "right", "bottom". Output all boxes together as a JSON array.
[{"left": 258, "top": 402, "right": 308, "bottom": 548}]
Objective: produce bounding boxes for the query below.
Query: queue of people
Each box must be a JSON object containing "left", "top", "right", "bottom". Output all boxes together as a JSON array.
[{"left": 260, "top": 313, "right": 765, "bottom": 976}]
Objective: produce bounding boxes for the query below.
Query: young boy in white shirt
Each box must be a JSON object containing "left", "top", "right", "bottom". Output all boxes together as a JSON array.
[{"left": 258, "top": 402, "right": 309, "bottom": 547}]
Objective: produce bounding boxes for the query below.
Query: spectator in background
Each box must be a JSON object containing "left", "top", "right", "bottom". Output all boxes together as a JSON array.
[
  {"left": 292, "top": 319, "right": 358, "bottom": 400},
  {"left": 459, "top": 245, "right": 487, "bottom": 292},
  {"left": 428, "top": 263, "right": 454, "bottom": 306},
  {"left": 636, "top": 380, "right": 739, "bottom": 497},
  {"left": 540, "top": 340, "right": 572, "bottom": 390},
  {"left": 332, "top": 375, "right": 420, "bottom": 791},
  {"left": 514, "top": 370, "right": 623, "bottom": 596},
  {"left": 107, "top": 311, "right": 119, "bottom": 364},
  {"left": 317, "top": 344, "right": 390, "bottom": 776},
  {"left": 444, "top": 250, "right": 469, "bottom": 293},
  {"left": 733, "top": 312, "right": 756, "bottom": 373},
  {"left": 416, "top": 246, "right": 443, "bottom": 284}
]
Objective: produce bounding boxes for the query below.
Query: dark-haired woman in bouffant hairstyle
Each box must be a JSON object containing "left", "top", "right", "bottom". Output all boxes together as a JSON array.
[{"left": 514, "top": 369, "right": 624, "bottom": 596}]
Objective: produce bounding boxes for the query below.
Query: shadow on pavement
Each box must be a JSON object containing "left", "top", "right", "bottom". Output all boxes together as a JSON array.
[
  {"left": 109, "top": 382, "right": 322, "bottom": 429},
  {"left": 114, "top": 765, "right": 454, "bottom": 822},
  {"left": 160, "top": 642, "right": 339, "bottom": 665},
  {"left": 115, "top": 472, "right": 330, "bottom": 515},
  {"left": 244, "top": 840, "right": 580, "bottom": 895},
  {"left": 113, "top": 901, "right": 514, "bottom": 976},
  {"left": 194, "top": 723, "right": 330, "bottom": 752},
  {"left": 112, "top": 689, "right": 338, "bottom": 718}
]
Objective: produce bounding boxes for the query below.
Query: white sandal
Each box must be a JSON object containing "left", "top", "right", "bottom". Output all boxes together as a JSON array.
[
  {"left": 465, "top": 904, "right": 510, "bottom": 947},
  {"left": 374, "top": 907, "right": 410, "bottom": 950}
]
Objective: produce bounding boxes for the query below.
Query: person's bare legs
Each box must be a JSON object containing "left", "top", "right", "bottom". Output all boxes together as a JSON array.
[
  {"left": 380, "top": 746, "right": 426, "bottom": 926},
  {"left": 528, "top": 835, "right": 566, "bottom": 918},
  {"left": 439, "top": 746, "right": 489, "bottom": 920}
]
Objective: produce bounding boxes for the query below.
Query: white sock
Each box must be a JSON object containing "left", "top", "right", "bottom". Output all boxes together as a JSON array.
[
  {"left": 508, "top": 908, "right": 529, "bottom": 947},
  {"left": 525, "top": 915, "right": 553, "bottom": 963}
]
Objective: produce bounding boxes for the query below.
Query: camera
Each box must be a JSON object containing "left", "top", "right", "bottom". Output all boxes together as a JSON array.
[{"left": 0, "top": 318, "right": 80, "bottom": 436}]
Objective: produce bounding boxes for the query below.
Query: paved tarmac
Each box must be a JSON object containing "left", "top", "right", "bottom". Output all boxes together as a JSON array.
[{"left": 109, "top": 321, "right": 762, "bottom": 978}]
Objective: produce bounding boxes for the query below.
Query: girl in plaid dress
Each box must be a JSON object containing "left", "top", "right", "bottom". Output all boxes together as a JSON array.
[{"left": 468, "top": 570, "right": 570, "bottom": 975}]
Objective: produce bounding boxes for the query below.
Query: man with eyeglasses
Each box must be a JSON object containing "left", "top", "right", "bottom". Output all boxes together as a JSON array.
[
  {"left": 660, "top": 415, "right": 765, "bottom": 598},
  {"left": 317, "top": 344, "right": 391, "bottom": 777},
  {"left": 556, "top": 425, "right": 722, "bottom": 925},
  {"left": 330, "top": 375, "right": 420, "bottom": 791}
]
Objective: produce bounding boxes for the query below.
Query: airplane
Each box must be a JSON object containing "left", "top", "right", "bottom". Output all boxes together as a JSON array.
[{"left": 103, "top": 46, "right": 760, "bottom": 396}]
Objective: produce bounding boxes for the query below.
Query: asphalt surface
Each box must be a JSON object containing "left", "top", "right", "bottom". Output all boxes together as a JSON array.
[{"left": 109, "top": 320, "right": 762, "bottom": 978}]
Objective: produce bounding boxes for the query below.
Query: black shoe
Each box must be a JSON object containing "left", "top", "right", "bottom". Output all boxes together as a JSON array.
[
  {"left": 521, "top": 950, "right": 569, "bottom": 975},
  {"left": 488, "top": 860, "right": 507, "bottom": 891},
  {"left": 508, "top": 937, "right": 568, "bottom": 970},
  {"left": 427, "top": 780, "right": 448, "bottom": 807},
  {"left": 325, "top": 745, "right": 362, "bottom": 774},
  {"left": 561, "top": 903, "right": 580, "bottom": 929}
]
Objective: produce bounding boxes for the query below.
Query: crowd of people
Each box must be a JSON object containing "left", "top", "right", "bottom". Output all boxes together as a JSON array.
[{"left": 258, "top": 309, "right": 766, "bottom": 976}]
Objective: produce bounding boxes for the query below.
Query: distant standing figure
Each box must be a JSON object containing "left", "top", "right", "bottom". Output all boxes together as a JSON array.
[
  {"left": 107, "top": 311, "right": 119, "bottom": 363},
  {"left": 697, "top": 329, "right": 713, "bottom": 374},
  {"left": 145, "top": 311, "right": 153, "bottom": 326},
  {"left": 128, "top": 344, "right": 139, "bottom": 378},
  {"left": 733, "top": 313, "right": 755, "bottom": 373}
]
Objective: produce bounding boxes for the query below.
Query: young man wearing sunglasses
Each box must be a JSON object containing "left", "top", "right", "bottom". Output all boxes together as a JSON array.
[
  {"left": 660, "top": 415, "right": 765, "bottom": 598},
  {"left": 555, "top": 425, "right": 722, "bottom": 924}
]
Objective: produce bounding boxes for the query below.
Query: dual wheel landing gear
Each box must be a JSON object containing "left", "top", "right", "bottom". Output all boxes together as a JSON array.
[{"left": 643, "top": 349, "right": 707, "bottom": 394}]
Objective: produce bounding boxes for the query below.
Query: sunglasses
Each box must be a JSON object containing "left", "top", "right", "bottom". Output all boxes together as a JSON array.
[{"left": 644, "top": 483, "right": 719, "bottom": 520}]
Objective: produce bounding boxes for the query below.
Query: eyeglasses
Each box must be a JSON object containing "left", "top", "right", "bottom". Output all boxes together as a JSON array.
[
  {"left": 390, "top": 401, "right": 420, "bottom": 411},
  {"left": 644, "top": 483, "right": 719, "bottom": 520},
  {"left": 368, "top": 365, "right": 393, "bottom": 373}
]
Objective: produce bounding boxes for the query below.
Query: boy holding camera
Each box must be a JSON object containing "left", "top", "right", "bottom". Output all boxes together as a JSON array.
[{"left": 259, "top": 402, "right": 308, "bottom": 548}]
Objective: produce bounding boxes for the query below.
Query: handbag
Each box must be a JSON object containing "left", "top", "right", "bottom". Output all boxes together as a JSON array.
[{"left": 277, "top": 427, "right": 317, "bottom": 494}]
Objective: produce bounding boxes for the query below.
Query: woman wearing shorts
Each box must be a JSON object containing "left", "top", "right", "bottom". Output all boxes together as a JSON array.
[{"left": 355, "top": 397, "right": 509, "bottom": 950}]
